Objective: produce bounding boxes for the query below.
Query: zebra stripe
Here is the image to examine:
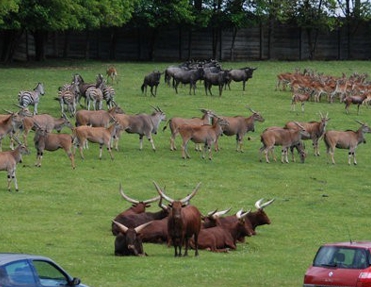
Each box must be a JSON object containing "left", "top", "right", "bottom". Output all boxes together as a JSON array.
[{"left": 18, "top": 83, "right": 45, "bottom": 115}]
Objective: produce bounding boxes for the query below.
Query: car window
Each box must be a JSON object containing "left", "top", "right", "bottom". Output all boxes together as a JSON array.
[
  {"left": 313, "top": 246, "right": 370, "bottom": 269},
  {"left": 32, "top": 260, "right": 68, "bottom": 287},
  {"left": 3, "top": 260, "right": 37, "bottom": 286}
]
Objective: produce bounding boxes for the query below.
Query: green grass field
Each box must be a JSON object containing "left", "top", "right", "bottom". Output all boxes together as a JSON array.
[{"left": 0, "top": 60, "right": 371, "bottom": 287}]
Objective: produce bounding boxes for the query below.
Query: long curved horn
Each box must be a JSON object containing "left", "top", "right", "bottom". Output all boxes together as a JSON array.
[
  {"left": 237, "top": 209, "right": 251, "bottom": 219},
  {"left": 180, "top": 182, "right": 201, "bottom": 204},
  {"left": 356, "top": 120, "right": 365, "bottom": 126},
  {"left": 153, "top": 181, "right": 174, "bottom": 203},
  {"left": 143, "top": 195, "right": 161, "bottom": 204},
  {"left": 3, "top": 109, "right": 14, "bottom": 114},
  {"left": 255, "top": 198, "right": 275, "bottom": 210},
  {"left": 294, "top": 121, "right": 306, "bottom": 130},
  {"left": 112, "top": 220, "right": 128, "bottom": 233},
  {"left": 119, "top": 184, "right": 139, "bottom": 204},
  {"left": 134, "top": 221, "right": 153, "bottom": 233},
  {"left": 214, "top": 207, "right": 232, "bottom": 217}
]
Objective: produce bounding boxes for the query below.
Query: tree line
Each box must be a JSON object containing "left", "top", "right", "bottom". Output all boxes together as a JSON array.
[{"left": 1, "top": 0, "right": 370, "bottom": 62}]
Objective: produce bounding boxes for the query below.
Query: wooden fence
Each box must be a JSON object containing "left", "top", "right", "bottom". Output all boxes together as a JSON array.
[{"left": 10, "top": 21, "right": 371, "bottom": 62}]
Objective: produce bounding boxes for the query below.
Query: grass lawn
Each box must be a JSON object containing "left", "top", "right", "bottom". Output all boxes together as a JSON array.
[{"left": 0, "top": 60, "right": 371, "bottom": 287}]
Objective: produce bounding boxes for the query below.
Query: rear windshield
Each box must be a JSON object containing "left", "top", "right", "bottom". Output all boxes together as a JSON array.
[{"left": 313, "top": 246, "right": 371, "bottom": 269}]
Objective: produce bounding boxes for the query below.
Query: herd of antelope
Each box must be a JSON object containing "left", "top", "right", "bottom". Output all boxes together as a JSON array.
[
  {"left": 1, "top": 64, "right": 371, "bottom": 193},
  {"left": 277, "top": 68, "right": 371, "bottom": 114}
]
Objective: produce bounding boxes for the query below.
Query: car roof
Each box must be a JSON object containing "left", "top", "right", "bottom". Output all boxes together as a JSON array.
[
  {"left": 0, "top": 253, "right": 54, "bottom": 265},
  {"left": 321, "top": 241, "right": 371, "bottom": 249}
]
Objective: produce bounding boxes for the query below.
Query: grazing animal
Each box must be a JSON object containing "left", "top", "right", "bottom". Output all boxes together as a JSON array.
[
  {"left": 0, "top": 144, "right": 30, "bottom": 191},
  {"left": 172, "top": 68, "right": 205, "bottom": 95},
  {"left": 218, "top": 107, "right": 265, "bottom": 152},
  {"left": 191, "top": 210, "right": 250, "bottom": 252},
  {"left": 291, "top": 90, "right": 312, "bottom": 112},
  {"left": 343, "top": 94, "right": 367, "bottom": 115},
  {"left": 113, "top": 220, "right": 152, "bottom": 256},
  {"left": 284, "top": 112, "right": 330, "bottom": 156},
  {"left": 260, "top": 123, "right": 310, "bottom": 163},
  {"left": 0, "top": 109, "right": 30, "bottom": 151},
  {"left": 153, "top": 181, "right": 202, "bottom": 257},
  {"left": 124, "top": 107, "right": 166, "bottom": 151},
  {"left": 56, "top": 83, "right": 79, "bottom": 117},
  {"left": 162, "top": 109, "right": 214, "bottom": 151},
  {"left": 72, "top": 74, "right": 97, "bottom": 108},
  {"left": 323, "top": 121, "right": 371, "bottom": 165},
  {"left": 178, "top": 116, "right": 228, "bottom": 160},
  {"left": 101, "top": 81, "right": 116, "bottom": 109},
  {"left": 85, "top": 76, "right": 104, "bottom": 111},
  {"left": 106, "top": 66, "right": 118, "bottom": 84},
  {"left": 141, "top": 70, "right": 162, "bottom": 97},
  {"left": 73, "top": 122, "right": 122, "bottom": 160},
  {"left": 33, "top": 125, "right": 75, "bottom": 169},
  {"left": 15, "top": 113, "right": 73, "bottom": 146},
  {"left": 247, "top": 199, "right": 275, "bottom": 233},
  {"left": 112, "top": 184, "right": 161, "bottom": 235},
  {"left": 18, "top": 83, "right": 45, "bottom": 115},
  {"left": 75, "top": 106, "right": 124, "bottom": 127},
  {"left": 164, "top": 66, "right": 183, "bottom": 86},
  {"left": 140, "top": 217, "right": 169, "bottom": 244},
  {"left": 203, "top": 69, "right": 230, "bottom": 96},
  {"left": 226, "top": 67, "right": 257, "bottom": 91}
]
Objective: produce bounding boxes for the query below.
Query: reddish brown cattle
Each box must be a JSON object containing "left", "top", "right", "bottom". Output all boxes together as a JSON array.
[
  {"left": 246, "top": 198, "right": 275, "bottom": 233},
  {"left": 154, "top": 181, "right": 202, "bottom": 257},
  {"left": 140, "top": 217, "right": 169, "bottom": 244},
  {"left": 192, "top": 210, "right": 250, "bottom": 252},
  {"left": 113, "top": 220, "right": 152, "bottom": 256}
]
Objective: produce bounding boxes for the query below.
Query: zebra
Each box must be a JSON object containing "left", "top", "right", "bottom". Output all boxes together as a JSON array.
[
  {"left": 85, "top": 74, "right": 105, "bottom": 110},
  {"left": 18, "top": 82, "right": 45, "bottom": 115},
  {"left": 102, "top": 81, "right": 117, "bottom": 109},
  {"left": 56, "top": 83, "right": 79, "bottom": 117}
]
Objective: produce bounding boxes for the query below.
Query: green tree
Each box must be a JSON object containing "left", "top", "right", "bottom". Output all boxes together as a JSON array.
[
  {"left": 0, "top": 0, "right": 136, "bottom": 62},
  {"left": 131, "top": 0, "right": 195, "bottom": 60},
  {"left": 336, "top": 0, "right": 371, "bottom": 58}
]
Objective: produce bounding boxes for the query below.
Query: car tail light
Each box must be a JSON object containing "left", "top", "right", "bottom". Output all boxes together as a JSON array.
[{"left": 358, "top": 271, "right": 371, "bottom": 287}]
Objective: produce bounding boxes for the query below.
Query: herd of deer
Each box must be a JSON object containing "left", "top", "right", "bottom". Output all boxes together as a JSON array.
[
  {"left": 278, "top": 68, "right": 371, "bottom": 114},
  {"left": 0, "top": 65, "right": 371, "bottom": 192}
]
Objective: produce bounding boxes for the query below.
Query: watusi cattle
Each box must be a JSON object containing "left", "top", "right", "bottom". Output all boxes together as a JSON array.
[
  {"left": 190, "top": 210, "right": 250, "bottom": 252},
  {"left": 153, "top": 181, "right": 202, "bottom": 257},
  {"left": 113, "top": 220, "right": 152, "bottom": 256}
]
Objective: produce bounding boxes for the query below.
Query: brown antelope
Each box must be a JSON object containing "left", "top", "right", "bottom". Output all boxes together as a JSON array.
[
  {"left": 217, "top": 107, "right": 265, "bottom": 152},
  {"left": 260, "top": 123, "right": 310, "bottom": 163},
  {"left": 323, "top": 121, "right": 371, "bottom": 165},
  {"left": 284, "top": 112, "right": 330, "bottom": 156},
  {"left": 290, "top": 90, "right": 312, "bottom": 112},
  {"left": 343, "top": 94, "right": 367, "bottom": 115},
  {"left": 73, "top": 122, "right": 122, "bottom": 160},
  {"left": 33, "top": 124, "right": 75, "bottom": 169},
  {"left": 75, "top": 106, "right": 124, "bottom": 127},
  {"left": 106, "top": 66, "right": 118, "bottom": 84},
  {"left": 162, "top": 109, "right": 214, "bottom": 151},
  {"left": 0, "top": 144, "right": 30, "bottom": 191},
  {"left": 178, "top": 115, "right": 229, "bottom": 160}
]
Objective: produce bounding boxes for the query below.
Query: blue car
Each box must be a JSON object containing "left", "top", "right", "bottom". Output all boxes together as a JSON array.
[{"left": 0, "top": 253, "right": 90, "bottom": 287}]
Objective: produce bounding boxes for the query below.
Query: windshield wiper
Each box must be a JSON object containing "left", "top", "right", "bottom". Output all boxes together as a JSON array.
[{"left": 320, "top": 263, "right": 337, "bottom": 267}]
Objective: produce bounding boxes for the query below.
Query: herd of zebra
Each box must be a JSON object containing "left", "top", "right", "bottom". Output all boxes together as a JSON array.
[{"left": 17, "top": 71, "right": 117, "bottom": 118}]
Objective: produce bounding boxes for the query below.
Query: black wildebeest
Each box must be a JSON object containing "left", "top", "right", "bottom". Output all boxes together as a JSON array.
[
  {"left": 113, "top": 220, "right": 152, "bottom": 256},
  {"left": 154, "top": 181, "right": 202, "bottom": 257},
  {"left": 172, "top": 67, "right": 205, "bottom": 95},
  {"left": 323, "top": 120, "right": 371, "bottom": 165},
  {"left": 203, "top": 69, "right": 230, "bottom": 97},
  {"left": 141, "top": 70, "right": 162, "bottom": 97},
  {"left": 226, "top": 67, "right": 257, "bottom": 91}
]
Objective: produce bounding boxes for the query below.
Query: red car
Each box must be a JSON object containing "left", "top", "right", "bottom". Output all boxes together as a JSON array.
[{"left": 303, "top": 241, "right": 371, "bottom": 287}]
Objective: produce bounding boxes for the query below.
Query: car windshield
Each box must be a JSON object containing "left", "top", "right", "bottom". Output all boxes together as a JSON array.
[{"left": 313, "top": 246, "right": 371, "bottom": 269}]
